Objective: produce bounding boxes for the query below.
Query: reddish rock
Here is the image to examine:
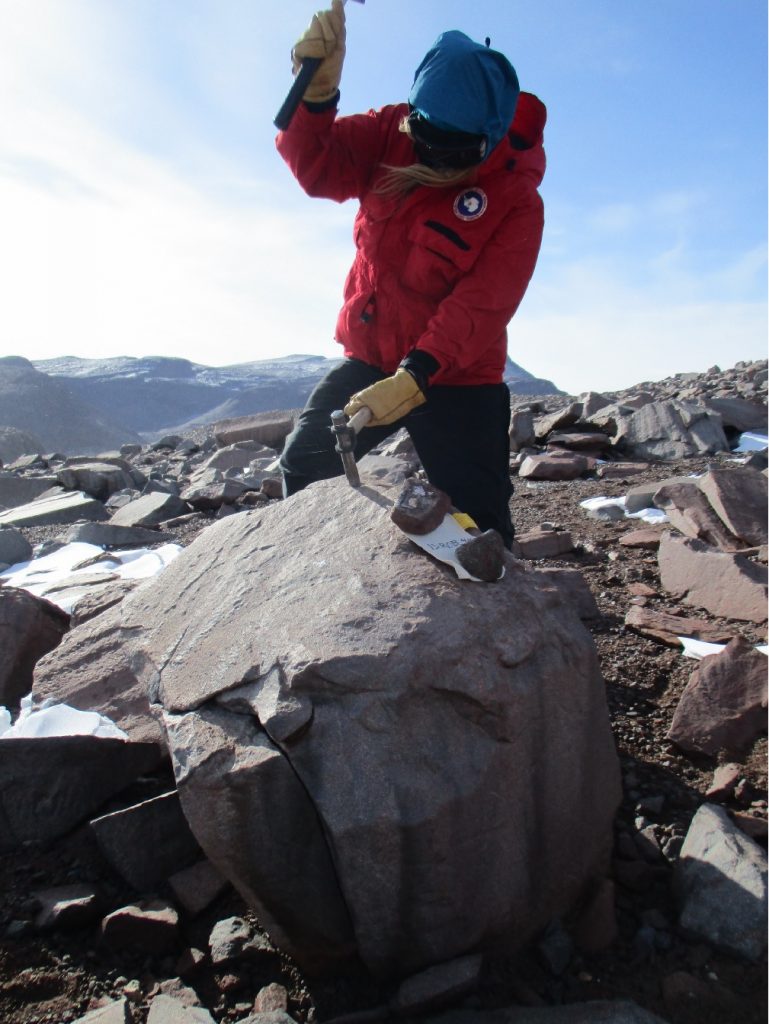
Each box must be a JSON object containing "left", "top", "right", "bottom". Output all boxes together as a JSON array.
[
  {"left": 627, "top": 582, "right": 657, "bottom": 597},
  {"left": 519, "top": 452, "right": 593, "bottom": 480},
  {"left": 705, "top": 764, "right": 742, "bottom": 801},
  {"left": 34, "top": 884, "right": 102, "bottom": 931},
  {"left": 624, "top": 606, "right": 734, "bottom": 647},
  {"left": 0, "top": 586, "right": 69, "bottom": 708},
  {"left": 618, "top": 528, "right": 664, "bottom": 550},
  {"left": 698, "top": 467, "right": 768, "bottom": 546},
  {"left": 513, "top": 527, "right": 575, "bottom": 559},
  {"left": 596, "top": 462, "right": 651, "bottom": 480},
  {"left": 667, "top": 637, "right": 768, "bottom": 756},
  {"left": 658, "top": 531, "right": 768, "bottom": 623},
  {"left": 101, "top": 900, "right": 180, "bottom": 954},
  {"left": 653, "top": 481, "right": 738, "bottom": 549},
  {"left": 390, "top": 479, "right": 452, "bottom": 535}
]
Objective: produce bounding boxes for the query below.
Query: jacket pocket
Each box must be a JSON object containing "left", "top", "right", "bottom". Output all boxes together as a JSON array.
[{"left": 402, "top": 219, "right": 478, "bottom": 296}]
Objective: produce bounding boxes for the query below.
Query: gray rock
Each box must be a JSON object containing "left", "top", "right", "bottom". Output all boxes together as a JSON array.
[
  {"left": 702, "top": 396, "right": 768, "bottom": 433},
  {"left": 0, "top": 426, "right": 46, "bottom": 465},
  {"left": 168, "top": 859, "right": 229, "bottom": 918},
  {"left": 208, "top": 915, "right": 276, "bottom": 965},
  {"left": 658, "top": 531, "right": 768, "bottom": 623},
  {"left": 56, "top": 463, "right": 136, "bottom": 500},
  {"left": 91, "top": 791, "right": 202, "bottom": 892},
  {"left": 125, "top": 476, "right": 621, "bottom": 978},
  {"left": 146, "top": 994, "right": 216, "bottom": 1024},
  {"left": 181, "top": 479, "right": 248, "bottom": 510},
  {"left": 0, "top": 525, "right": 32, "bottom": 566},
  {"left": 675, "top": 803, "right": 767, "bottom": 961},
  {"left": 165, "top": 707, "right": 354, "bottom": 975},
  {"left": 0, "top": 472, "right": 58, "bottom": 510},
  {"left": 698, "top": 467, "right": 768, "bottom": 546},
  {"left": 509, "top": 409, "right": 536, "bottom": 452},
  {"left": 0, "top": 737, "right": 160, "bottom": 851},
  {"left": 0, "top": 490, "right": 109, "bottom": 527},
  {"left": 390, "top": 954, "right": 483, "bottom": 1014},
  {"left": 61, "top": 521, "right": 169, "bottom": 547},
  {"left": 213, "top": 412, "right": 294, "bottom": 451},
  {"left": 109, "top": 491, "right": 189, "bottom": 527},
  {"left": 72, "top": 999, "right": 132, "bottom": 1024},
  {"left": 203, "top": 442, "right": 274, "bottom": 473},
  {"left": 617, "top": 400, "right": 729, "bottom": 460},
  {"left": 534, "top": 402, "right": 583, "bottom": 440}
]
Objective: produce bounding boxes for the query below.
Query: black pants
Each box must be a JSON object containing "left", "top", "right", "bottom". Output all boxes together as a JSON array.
[{"left": 280, "top": 358, "right": 514, "bottom": 547}]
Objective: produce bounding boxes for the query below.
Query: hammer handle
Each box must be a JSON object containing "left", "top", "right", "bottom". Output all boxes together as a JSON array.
[
  {"left": 274, "top": 56, "right": 322, "bottom": 130},
  {"left": 348, "top": 407, "right": 372, "bottom": 433}
]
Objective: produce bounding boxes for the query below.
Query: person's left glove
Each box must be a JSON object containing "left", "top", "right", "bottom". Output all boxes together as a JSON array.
[
  {"left": 292, "top": 0, "right": 346, "bottom": 104},
  {"left": 344, "top": 368, "right": 426, "bottom": 426}
]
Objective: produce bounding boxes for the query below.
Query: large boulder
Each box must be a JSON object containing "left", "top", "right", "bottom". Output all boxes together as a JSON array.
[
  {"left": 616, "top": 400, "right": 729, "bottom": 460},
  {"left": 122, "top": 477, "right": 621, "bottom": 978}
]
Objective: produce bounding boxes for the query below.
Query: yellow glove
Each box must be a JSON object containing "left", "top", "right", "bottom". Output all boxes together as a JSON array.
[
  {"left": 292, "top": 0, "right": 346, "bottom": 103},
  {"left": 344, "top": 368, "right": 426, "bottom": 427}
]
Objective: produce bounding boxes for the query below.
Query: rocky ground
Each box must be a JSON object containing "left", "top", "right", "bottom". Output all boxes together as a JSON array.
[{"left": 1, "top": 406, "right": 767, "bottom": 1023}]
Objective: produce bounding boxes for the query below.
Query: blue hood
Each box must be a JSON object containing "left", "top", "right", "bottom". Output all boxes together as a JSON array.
[{"left": 408, "top": 31, "right": 520, "bottom": 158}]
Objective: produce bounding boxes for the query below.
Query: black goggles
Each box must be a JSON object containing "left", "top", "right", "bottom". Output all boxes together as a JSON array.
[{"left": 407, "top": 110, "right": 487, "bottom": 170}]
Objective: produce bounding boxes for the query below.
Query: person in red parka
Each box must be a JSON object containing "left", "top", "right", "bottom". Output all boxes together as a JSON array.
[{"left": 276, "top": 0, "right": 546, "bottom": 547}]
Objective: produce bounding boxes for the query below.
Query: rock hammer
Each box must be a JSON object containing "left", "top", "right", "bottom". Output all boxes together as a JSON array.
[
  {"left": 274, "top": 0, "right": 365, "bottom": 130},
  {"left": 330, "top": 407, "right": 372, "bottom": 488}
]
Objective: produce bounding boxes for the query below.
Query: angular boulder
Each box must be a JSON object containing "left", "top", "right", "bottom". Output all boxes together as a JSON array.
[
  {"left": 652, "top": 481, "right": 737, "bottom": 550},
  {"left": 697, "top": 467, "right": 768, "bottom": 547},
  {"left": 617, "top": 400, "right": 728, "bottom": 460},
  {"left": 667, "top": 636, "right": 768, "bottom": 756},
  {"left": 124, "top": 477, "right": 621, "bottom": 978},
  {"left": 0, "top": 490, "right": 109, "bottom": 528},
  {"left": 658, "top": 531, "right": 768, "bottom": 623}
]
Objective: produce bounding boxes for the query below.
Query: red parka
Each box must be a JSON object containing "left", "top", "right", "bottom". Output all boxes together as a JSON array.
[{"left": 276, "top": 93, "right": 546, "bottom": 386}]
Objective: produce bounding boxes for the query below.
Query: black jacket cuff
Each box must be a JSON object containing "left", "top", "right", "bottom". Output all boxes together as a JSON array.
[
  {"left": 303, "top": 91, "right": 341, "bottom": 113},
  {"left": 400, "top": 350, "right": 441, "bottom": 393}
]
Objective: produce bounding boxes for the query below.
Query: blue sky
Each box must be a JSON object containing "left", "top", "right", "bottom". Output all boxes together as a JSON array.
[{"left": 0, "top": 0, "right": 766, "bottom": 393}]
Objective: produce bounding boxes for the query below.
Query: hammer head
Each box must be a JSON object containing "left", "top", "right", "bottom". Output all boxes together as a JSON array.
[{"left": 331, "top": 409, "right": 361, "bottom": 488}]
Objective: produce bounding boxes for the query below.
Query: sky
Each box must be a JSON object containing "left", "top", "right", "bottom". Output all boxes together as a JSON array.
[{"left": 0, "top": 0, "right": 766, "bottom": 394}]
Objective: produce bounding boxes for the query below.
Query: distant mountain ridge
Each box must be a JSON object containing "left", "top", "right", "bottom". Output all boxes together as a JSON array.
[{"left": 30, "top": 353, "right": 562, "bottom": 438}]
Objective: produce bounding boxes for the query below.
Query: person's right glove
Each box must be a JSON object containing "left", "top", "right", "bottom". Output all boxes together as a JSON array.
[
  {"left": 292, "top": 0, "right": 346, "bottom": 104},
  {"left": 344, "top": 368, "right": 426, "bottom": 426}
]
